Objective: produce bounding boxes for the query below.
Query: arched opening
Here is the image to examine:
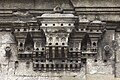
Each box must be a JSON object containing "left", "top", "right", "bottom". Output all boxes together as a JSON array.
[
  {"left": 81, "top": 33, "right": 91, "bottom": 51},
  {"left": 93, "top": 42, "right": 97, "bottom": 46},
  {"left": 24, "top": 33, "right": 34, "bottom": 51},
  {"left": 19, "top": 43, "right": 23, "bottom": 47}
]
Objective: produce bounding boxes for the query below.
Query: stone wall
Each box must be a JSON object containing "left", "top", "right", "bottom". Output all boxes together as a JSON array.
[
  {"left": 0, "top": 31, "right": 119, "bottom": 80},
  {"left": 0, "top": 0, "right": 120, "bottom": 80}
]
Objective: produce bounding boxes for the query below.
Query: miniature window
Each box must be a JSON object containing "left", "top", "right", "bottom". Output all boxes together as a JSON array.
[
  {"left": 53, "top": 24, "right": 55, "bottom": 26},
  {"left": 94, "top": 59, "right": 97, "bottom": 62},
  {"left": 65, "top": 64, "right": 68, "bottom": 69},
  {"left": 36, "top": 60, "right": 38, "bottom": 62},
  {"left": 90, "top": 29, "right": 93, "bottom": 32},
  {"left": 81, "top": 29, "right": 84, "bottom": 31},
  {"left": 46, "top": 64, "right": 49, "bottom": 68},
  {"left": 15, "top": 61, "right": 18, "bottom": 64},
  {"left": 93, "top": 42, "right": 97, "bottom": 46},
  {"left": 36, "top": 64, "right": 39, "bottom": 67},
  {"left": 41, "top": 60, "right": 44, "bottom": 62},
  {"left": 49, "top": 60, "right": 53, "bottom": 62},
  {"left": 41, "top": 64, "right": 44, "bottom": 68},
  {"left": 24, "top": 28, "right": 27, "bottom": 31},
  {"left": 32, "top": 28, "right": 35, "bottom": 31},
  {"left": 49, "top": 43, "right": 52, "bottom": 45},
  {"left": 97, "top": 30, "right": 99, "bottom": 32},
  {"left": 62, "top": 43, "right": 65, "bottom": 45},
  {"left": 45, "top": 24, "right": 47, "bottom": 26},
  {"left": 104, "top": 60, "right": 107, "bottom": 62},
  {"left": 69, "top": 24, "right": 71, "bottom": 26},
  {"left": 61, "top": 24, "right": 63, "bottom": 26},
  {"left": 76, "top": 48, "right": 78, "bottom": 50},
  {"left": 56, "top": 43, "right": 58, "bottom": 45},
  {"left": 62, "top": 60, "right": 65, "bottom": 62},
  {"left": 70, "top": 60, "right": 73, "bottom": 62},
  {"left": 76, "top": 60, "right": 78, "bottom": 63},
  {"left": 38, "top": 28, "right": 40, "bottom": 30},
  {"left": 20, "top": 43, "right": 23, "bottom": 47},
  {"left": 36, "top": 48, "right": 39, "bottom": 50},
  {"left": 76, "top": 28, "right": 79, "bottom": 31},
  {"left": 42, "top": 48, "right": 44, "bottom": 50},
  {"left": 88, "top": 54, "right": 91, "bottom": 57},
  {"left": 19, "top": 49, "right": 23, "bottom": 51},
  {"left": 70, "top": 48, "right": 73, "bottom": 51},
  {"left": 86, "top": 28, "right": 89, "bottom": 30},
  {"left": 92, "top": 54, "right": 96, "bottom": 56}
]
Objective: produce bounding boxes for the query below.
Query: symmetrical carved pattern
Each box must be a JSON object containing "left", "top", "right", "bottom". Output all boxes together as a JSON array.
[{"left": 1, "top": 8, "right": 105, "bottom": 72}]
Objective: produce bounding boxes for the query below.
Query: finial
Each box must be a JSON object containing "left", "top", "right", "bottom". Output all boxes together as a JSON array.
[{"left": 53, "top": 5, "right": 63, "bottom": 13}]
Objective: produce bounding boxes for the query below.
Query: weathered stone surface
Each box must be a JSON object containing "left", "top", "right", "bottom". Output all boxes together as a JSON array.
[
  {"left": 2, "top": 0, "right": 34, "bottom": 9},
  {"left": 86, "top": 74, "right": 114, "bottom": 80},
  {"left": 71, "top": 0, "right": 120, "bottom": 7},
  {"left": 0, "top": 0, "right": 120, "bottom": 80},
  {"left": 115, "top": 62, "right": 120, "bottom": 78},
  {"left": 86, "top": 59, "right": 114, "bottom": 75},
  {"left": 116, "top": 32, "right": 120, "bottom": 62}
]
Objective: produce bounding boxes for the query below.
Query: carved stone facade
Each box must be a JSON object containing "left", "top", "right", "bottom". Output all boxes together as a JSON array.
[{"left": 0, "top": 0, "right": 120, "bottom": 80}]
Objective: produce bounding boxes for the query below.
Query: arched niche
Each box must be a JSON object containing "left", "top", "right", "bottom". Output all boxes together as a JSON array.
[
  {"left": 81, "top": 33, "right": 91, "bottom": 51},
  {"left": 24, "top": 32, "right": 34, "bottom": 51}
]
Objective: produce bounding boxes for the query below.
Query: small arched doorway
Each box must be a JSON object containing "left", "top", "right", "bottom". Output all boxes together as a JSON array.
[{"left": 81, "top": 33, "right": 91, "bottom": 51}]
